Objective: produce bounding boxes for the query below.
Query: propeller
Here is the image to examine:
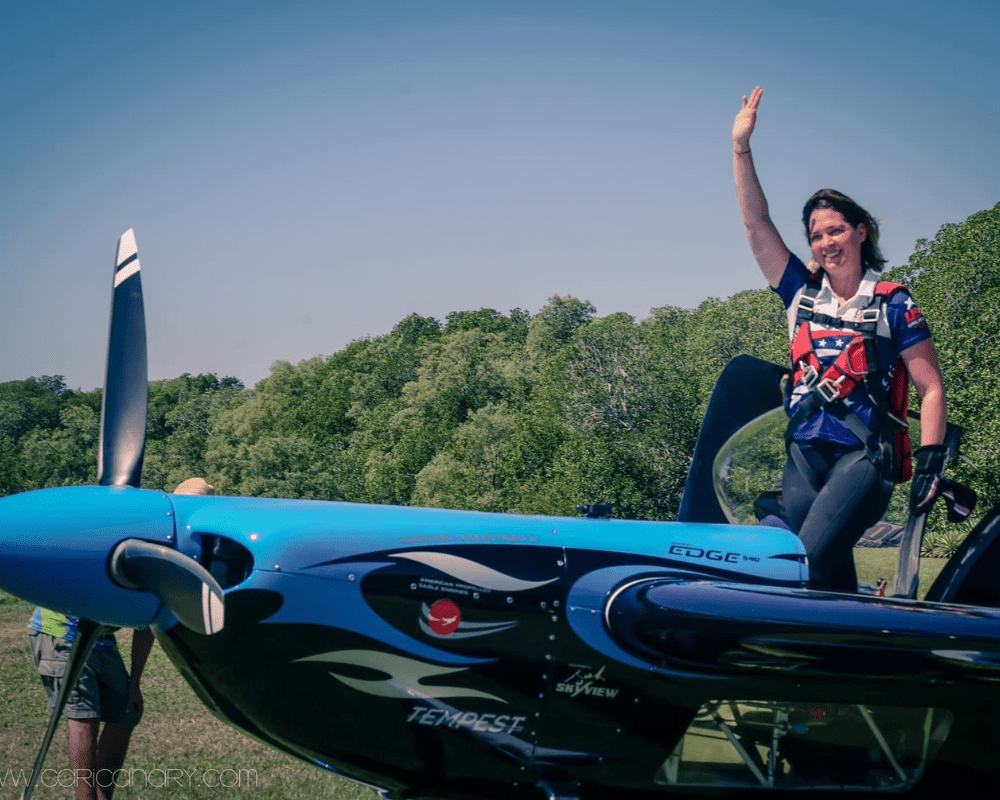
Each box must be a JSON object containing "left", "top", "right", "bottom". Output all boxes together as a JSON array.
[{"left": 22, "top": 230, "right": 151, "bottom": 800}]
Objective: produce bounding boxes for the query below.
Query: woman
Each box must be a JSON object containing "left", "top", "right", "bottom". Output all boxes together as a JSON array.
[{"left": 732, "top": 86, "right": 949, "bottom": 591}]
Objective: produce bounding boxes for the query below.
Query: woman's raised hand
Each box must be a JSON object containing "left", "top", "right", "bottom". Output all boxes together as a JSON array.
[
  {"left": 733, "top": 86, "right": 762, "bottom": 150},
  {"left": 732, "top": 85, "right": 788, "bottom": 286}
]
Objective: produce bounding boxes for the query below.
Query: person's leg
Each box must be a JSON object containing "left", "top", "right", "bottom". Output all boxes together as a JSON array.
[
  {"left": 67, "top": 718, "right": 100, "bottom": 800},
  {"left": 781, "top": 454, "right": 818, "bottom": 535},
  {"left": 30, "top": 633, "right": 103, "bottom": 800},
  {"left": 94, "top": 723, "right": 134, "bottom": 800},
  {"left": 91, "top": 646, "right": 141, "bottom": 800},
  {"left": 797, "top": 451, "right": 893, "bottom": 591}
]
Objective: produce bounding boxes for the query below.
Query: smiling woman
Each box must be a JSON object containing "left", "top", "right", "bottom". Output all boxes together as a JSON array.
[
  {"left": 803, "top": 189, "right": 886, "bottom": 279},
  {"left": 731, "top": 86, "right": 951, "bottom": 592}
]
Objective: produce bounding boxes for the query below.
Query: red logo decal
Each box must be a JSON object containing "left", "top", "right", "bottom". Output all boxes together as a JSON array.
[{"left": 427, "top": 599, "right": 461, "bottom": 636}]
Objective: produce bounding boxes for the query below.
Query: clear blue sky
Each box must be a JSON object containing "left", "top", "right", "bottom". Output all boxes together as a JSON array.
[{"left": 2, "top": 0, "right": 998, "bottom": 390}]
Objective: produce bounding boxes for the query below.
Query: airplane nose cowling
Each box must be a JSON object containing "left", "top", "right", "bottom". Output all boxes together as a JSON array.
[{"left": 0, "top": 485, "right": 171, "bottom": 627}]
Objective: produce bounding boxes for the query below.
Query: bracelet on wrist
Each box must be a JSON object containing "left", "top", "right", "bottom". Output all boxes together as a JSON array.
[{"left": 734, "top": 145, "right": 751, "bottom": 156}]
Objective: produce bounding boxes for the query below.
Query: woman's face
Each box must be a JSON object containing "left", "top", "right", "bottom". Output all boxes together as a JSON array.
[{"left": 808, "top": 208, "right": 866, "bottom": 279}]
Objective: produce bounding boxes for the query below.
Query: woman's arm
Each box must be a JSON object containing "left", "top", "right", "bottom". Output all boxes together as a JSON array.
[
  {"left": 901, "top": 338, "right": 946, "bottom": 446},
  {"left": 733, "top": 87, "right": 790, "bottom": 288},
  {"left": 904, "top": 337, "right": 949, "bottom": 516}
]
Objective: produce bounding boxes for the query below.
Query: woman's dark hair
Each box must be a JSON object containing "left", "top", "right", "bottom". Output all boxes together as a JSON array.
[{"left": 802, "top": 189, "right": 886, "bottom": 273}]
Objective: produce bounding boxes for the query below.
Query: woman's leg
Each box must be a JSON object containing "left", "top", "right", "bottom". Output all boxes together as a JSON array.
[
  {"left": 781, "top": 454, "right": 817, "bottom": 535},
  {"left": 796, "top": 451, "right": 893, "bottom": 591}
]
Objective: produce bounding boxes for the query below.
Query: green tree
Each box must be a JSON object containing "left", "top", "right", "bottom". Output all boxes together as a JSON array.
[
  {"left": 561, "top": 313, "right": 664, "bottom": 435},
  {"left": 347, "top": 316, "right": 441, "bottom": 417},
  {"left": 20, "top": 404, "right": 99, "bottom": 487},
  {"left": 890, "top": 203, "right": 1000, "bottom": 524},
  {"left": 206, "top": 359, "right": 342, "bottom": 498},
  {"left": 412, "top": 403, "right": 520, "bottom": 511},
  {"left": 142, "top": 373, "right": 245, "bottom": 491},
  {"left": 680, "top": 289, "right": 788, "bottom": 414},
  {"left": 544, "top": 311, "right": 700, "bottom": 519},
  {"left": 0, "top": 376, "right": 68, "bottom": 440},
  {"left": 445, "top": 308, "right": 529, "bottom": 337},
  {"left": 354, "top": 326, "right": 530, "bottom": 505},
  {"left": 0, "top": 435, "right": 24, "bottom": 496},
  {"left": 526, "top": 295, "right": 596, "bottom": 358}
]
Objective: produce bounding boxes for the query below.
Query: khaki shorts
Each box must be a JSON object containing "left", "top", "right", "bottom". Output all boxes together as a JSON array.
[{"left": 29, "top": 631, "right": 139, "bottom": 726}]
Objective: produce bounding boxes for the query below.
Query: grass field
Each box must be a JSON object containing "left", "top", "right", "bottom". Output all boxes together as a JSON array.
[{"left": 0, "top": 550, "right": 948, "bottom": 799}]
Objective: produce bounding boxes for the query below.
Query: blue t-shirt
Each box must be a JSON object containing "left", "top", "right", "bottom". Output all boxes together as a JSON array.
[{"left": 774, "top": 253, "right": 931, "bottom": 446}]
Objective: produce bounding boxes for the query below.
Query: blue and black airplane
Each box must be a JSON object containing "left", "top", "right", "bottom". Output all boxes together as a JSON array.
[{"left": 3, "top": 231, "right": 1000, "bottom": 800}]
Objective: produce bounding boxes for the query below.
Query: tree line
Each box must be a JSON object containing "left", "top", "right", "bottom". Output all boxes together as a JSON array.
[{"left": 2, "top": 203, "right": 998, "bottom": 537}]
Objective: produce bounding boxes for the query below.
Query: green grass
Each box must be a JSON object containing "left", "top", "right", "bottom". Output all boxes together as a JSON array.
[
  {"left": 0, "top": 594, "right": 375, "bottom": 800},
  {"left": 854, "top": 548, "right": 946, "bottom": 600}
]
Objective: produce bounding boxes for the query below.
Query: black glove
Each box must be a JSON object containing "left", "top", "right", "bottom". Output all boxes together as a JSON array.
[{"left": 910, "top": 445, "right": 948, "bottom": 516}]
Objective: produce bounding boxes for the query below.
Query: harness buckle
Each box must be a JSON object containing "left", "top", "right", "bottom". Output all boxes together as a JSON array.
[
  {"left": 817, "top": 374, "right": 847, "bottom": 402},
  {"left": 800, "top": 363, "right": 819, "bottom": 389},
  {"left": 858, "top": 308, "right": 881, "bottom": 324}
]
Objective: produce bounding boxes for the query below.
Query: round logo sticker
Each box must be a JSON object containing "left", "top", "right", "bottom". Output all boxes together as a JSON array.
[{"left": 427, "top": 599, "right": 461, "bottom": 636}]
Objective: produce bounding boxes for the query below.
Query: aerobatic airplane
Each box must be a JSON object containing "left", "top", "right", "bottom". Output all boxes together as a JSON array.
[{"left": 3, "top": 230, "right": 1000, "bottom": 800}]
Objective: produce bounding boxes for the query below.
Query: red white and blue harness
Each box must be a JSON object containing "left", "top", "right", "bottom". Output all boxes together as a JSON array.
[{"left": 786, "top": 276, "right": 912, "bottom": 483}]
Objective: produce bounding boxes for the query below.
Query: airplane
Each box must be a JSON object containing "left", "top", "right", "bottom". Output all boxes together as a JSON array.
[{"left": 3, "top": 229, "right": 1000, "bottom": 800}]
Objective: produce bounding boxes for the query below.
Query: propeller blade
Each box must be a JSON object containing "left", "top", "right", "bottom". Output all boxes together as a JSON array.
[
  {"left": 98, "top": 228, "right": 148, "bottom": 487},
  {"left": 109, "top": 539, "right": 226, "bottom": 635},
  {"left": 21, "top": 620, "right": 105, "bottom": 800}
]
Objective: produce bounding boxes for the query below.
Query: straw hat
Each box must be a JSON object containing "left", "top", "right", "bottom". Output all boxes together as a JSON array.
[{"left": 172, "top": 477, "right": 215, "bottom": 496}]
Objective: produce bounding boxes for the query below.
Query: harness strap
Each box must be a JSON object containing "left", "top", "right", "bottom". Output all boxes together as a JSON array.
[{"left": 788, "top": 442, "right": 819, "bottom": 490}]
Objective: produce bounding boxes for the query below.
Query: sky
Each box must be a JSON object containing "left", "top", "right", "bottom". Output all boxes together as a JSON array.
[{"left": 2, "top": 0, "right": 998, "bottom": 391}]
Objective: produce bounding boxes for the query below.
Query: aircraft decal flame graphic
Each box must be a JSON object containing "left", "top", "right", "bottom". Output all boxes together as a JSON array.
[
  {"left": 294, "top": 649, "right": 506, "bottom": 703},
  {"left": 390, "top": 551, "right": 558, "bottom": 592}
]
